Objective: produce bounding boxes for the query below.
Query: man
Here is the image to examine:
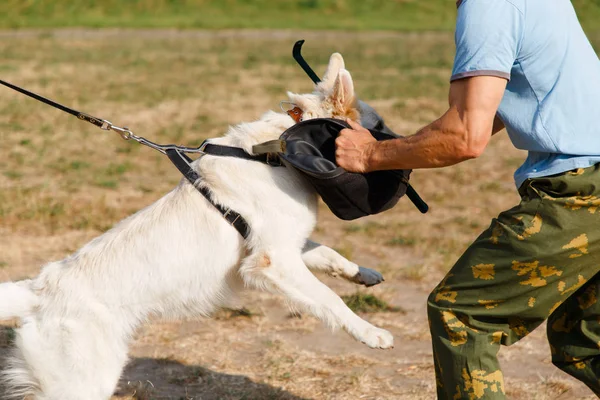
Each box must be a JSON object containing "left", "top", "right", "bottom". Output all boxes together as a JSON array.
[{"left": 335, "top": 0, "right": 600, "bottom": 398}]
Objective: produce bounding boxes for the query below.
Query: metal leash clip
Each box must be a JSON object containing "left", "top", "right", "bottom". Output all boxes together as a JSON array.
[
  {"left": 77, "top": 112, "right": 132, "bottom": 140},
  {"left": 108, "top": 124, "right": 134, "bottom": 140}
]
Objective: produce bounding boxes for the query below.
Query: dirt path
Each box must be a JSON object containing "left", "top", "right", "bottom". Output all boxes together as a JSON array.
[
  {"left": 110, "top": 275, "right": 596, "bottom": 399},
  {"left": 1, "top": 222, "right": 595, "bottom": 399}
]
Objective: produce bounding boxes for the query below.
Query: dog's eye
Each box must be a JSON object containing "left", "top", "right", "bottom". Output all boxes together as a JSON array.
[{"left": 374, "top": 120, "right": 385, "bottom": 131}]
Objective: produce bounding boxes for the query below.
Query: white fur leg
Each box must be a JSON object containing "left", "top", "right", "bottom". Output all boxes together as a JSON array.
[
  {"left": 3, "top": 313, "right": 128, "bottom": 400},
  {"left": 301, "top": 241, "right": 384, "bottom": 287},
  {"left": 240, "top": 251, "right": 393, "bottom": 349},
  {"left": 0, "top": 281, "right": 37, "bottom": 321}
]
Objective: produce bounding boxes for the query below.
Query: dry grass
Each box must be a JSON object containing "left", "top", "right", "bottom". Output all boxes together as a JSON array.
[
  {"left": 0, "top": 326, "right": 16, "bottom": 348},
  {"left": 342, "top": 293, "right": 404, "bottom": 314},
  {"left": 1, "top": 30, "right": 599, "bottom": 399}
]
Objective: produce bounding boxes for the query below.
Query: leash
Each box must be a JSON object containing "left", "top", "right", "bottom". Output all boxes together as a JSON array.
[
  {"left": 0, "top": 78, "right": 253, "bottom": 239},
  {"left": 0, "top": 79, "right": 204, "bottom": 154}
]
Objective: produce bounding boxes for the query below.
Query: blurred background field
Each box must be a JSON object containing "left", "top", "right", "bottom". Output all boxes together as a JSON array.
[
  {"left": 1, "top": 2, "right": 599, "bottom": 399},
  {"left": 0, "top": 0, "right": 599, "bottom": 31}
]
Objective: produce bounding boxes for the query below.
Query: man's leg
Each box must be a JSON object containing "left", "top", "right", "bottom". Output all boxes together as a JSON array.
[
  {"left": 548, "top": 273, "right": 600, "bottom": 395},
  {"left": 427, "top": 165, "right": 600, "bottom": 399}
]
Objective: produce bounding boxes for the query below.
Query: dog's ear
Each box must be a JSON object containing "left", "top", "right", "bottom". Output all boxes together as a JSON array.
[
  {"left": 319, "top": 53, "right": 345, "bottom": 92},
  {"left": 330, "top": 68, "right": 356, "bottom": 112}
]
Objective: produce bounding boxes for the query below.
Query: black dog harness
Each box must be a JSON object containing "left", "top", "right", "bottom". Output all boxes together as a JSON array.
[
  {"left": 165, "top": 149, "right": 252, "bottom": 239},
  {"left": 165, "top": 142, "right": 286, "bottom": 239}
]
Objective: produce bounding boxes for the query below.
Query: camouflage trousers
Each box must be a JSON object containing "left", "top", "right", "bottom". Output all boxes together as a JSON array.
[{"left": 427, "top": 164, "right": 600, "bottom": 399}]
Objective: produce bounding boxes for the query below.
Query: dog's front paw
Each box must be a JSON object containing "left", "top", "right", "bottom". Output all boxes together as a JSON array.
[
  {"left": 358, "top": 326, "right": 394, "bottom": 349},
  {"left": 352, "top": 266, "right": 385, "bottom": 287}
]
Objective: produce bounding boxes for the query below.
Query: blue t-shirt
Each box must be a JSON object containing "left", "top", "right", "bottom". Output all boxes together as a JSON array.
[{"left": 452, "top": 0, "right": 600, "bottom": 188}]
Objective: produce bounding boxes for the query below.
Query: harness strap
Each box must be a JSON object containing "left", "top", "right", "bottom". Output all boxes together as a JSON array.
[
  {"left": 202, "top": 143, "right": 281, "bottom": 166},
  {"left": 165, "top": 149, "right": 250, "bottom": 239}
]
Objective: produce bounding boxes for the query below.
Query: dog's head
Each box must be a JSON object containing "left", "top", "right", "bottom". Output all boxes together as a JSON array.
[
  {"left": 286, "top": 53, "right": 359, "bottom": 122},
  {"left": 221, "top": 52, "right": 394, "bottom": 151},
  {"left": 286, "top": 53, "right": 394, "bottom": 134}
]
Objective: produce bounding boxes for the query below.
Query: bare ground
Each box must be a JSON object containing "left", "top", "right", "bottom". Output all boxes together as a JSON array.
[{"left": 0, "top": 29, "right": 598, "bottom": 400}]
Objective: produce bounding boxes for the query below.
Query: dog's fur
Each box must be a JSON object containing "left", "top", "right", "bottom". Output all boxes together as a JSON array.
[{"left": 0, "top": 53, "right": 393, "bottom": 400}]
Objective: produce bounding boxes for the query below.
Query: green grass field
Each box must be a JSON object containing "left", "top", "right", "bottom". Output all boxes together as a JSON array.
[{"left": 1, "top": 0, "right": 599, "bottom": 31}]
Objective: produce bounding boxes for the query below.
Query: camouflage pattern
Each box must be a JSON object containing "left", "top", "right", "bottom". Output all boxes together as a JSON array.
[{"left": 427, "top": 164, "right": 600, "bottom": 399}]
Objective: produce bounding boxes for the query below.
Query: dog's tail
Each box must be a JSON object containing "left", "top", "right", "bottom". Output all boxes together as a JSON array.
[{"left": 0, "top": 281, "right": 38, "bottom": 320}]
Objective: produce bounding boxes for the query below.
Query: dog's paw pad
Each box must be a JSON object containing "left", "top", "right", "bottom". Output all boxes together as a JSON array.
[
  {"left": 359, "top": 327, "right": 394, "bottom": 349},
  {"left": 353, "top": 267, "right": 385, "bottom": 287}
]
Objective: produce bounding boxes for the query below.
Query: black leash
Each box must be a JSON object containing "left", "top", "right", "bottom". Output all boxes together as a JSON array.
[
  {"left": 1, "top": 79, "right": 130, "bottom": 139},
  {"left": 0, "top": 79, "right": 204, "bottom": 152},
  {"left": 0, "top": 78, "right": 253, "bottom": 239},
  {"left": 0, "top": 79, "right": 111, "bottom": 130}
]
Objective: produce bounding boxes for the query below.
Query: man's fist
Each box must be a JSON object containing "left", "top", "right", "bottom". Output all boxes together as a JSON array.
[{"left": 335, "top": 119, "right": 377, "bottom": 173}]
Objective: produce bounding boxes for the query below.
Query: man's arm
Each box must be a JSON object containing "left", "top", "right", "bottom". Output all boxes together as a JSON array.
[{"left": 335, "top": 76, "right": 508, "bottom": 173}]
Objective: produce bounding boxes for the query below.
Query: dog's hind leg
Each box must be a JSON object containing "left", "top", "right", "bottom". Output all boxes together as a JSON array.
[
  {"left": 301, "top": 240, "right": 384, "bottom": 287},
  {"left": 240, "top": 251, "right": 393, "bottom": 349},
  {"left": 9, "top": 314, "right": 128, "bottom": 400}
]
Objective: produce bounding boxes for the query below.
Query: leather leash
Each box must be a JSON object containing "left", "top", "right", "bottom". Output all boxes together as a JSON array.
[{"left": 0, "top": 78, "right": 254, "bottom": 239}]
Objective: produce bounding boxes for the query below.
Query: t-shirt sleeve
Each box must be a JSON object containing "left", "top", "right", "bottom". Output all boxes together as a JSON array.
[{"left": 451, "top": 0, "right": 524, "bottom": 82}]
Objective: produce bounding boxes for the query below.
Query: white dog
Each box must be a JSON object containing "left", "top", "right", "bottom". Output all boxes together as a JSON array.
[{"left": 0, "top": 53, "right": 394, "bottom": 400}]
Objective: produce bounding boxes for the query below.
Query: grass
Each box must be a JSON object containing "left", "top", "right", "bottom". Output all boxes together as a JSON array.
[
  {"left": 0, "top": 327, "right": 16, "bottom": 348},
  {"left": 215, "top": 307, "right": 258, "bottom": 319},
  {"left": 342, "top": 293, "right": 403, "bottom": 313},
  {"left": 124, "top": 381, "right": 156, "bottom": 400},
  {"left": 385, "top": 236, "right": 416, "bottom": 247},
  {"left": 0, "top": 1, "right": 598, "bottom": 32},
  {"left": 343, "top": 221, "right": 385, "bottom": 235}
]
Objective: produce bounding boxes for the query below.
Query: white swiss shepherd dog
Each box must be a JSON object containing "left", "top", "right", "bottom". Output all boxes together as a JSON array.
[{"left": 0, "top": 53, "right": 394, "bottom": 400}]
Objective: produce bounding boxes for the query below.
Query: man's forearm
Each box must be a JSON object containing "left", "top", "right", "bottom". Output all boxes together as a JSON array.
[
  {"left": 366, "top": 109, "right": 486, "bottom": 171},
  {"left": 336, "top": 77, "right": 504, "bottom": 173}
]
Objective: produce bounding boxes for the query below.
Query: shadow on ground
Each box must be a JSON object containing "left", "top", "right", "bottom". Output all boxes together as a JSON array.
[
  {"left": 0, "top": 327, "right": 306, "bottom": 400},
  {"left": 115, "top": 357, "right": 309, "bottom": 400}
]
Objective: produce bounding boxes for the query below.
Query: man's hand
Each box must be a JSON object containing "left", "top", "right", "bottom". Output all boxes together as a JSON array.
[{"left": 335, "top": 119, "right": 378, "bottom": 173}]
